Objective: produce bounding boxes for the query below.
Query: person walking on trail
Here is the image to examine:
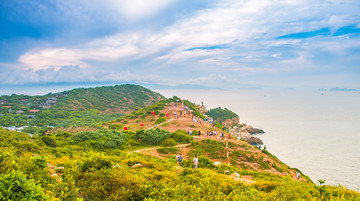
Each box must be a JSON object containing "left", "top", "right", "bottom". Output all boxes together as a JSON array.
[
  {"left": 176, "top": 154, "right": 183, "bottom": 166},
  {"left": 193, "top": 155, "right": 199, "bottom": 169},
  {"left": 296, "top": 172, "right": 300, "bottom": 180}
]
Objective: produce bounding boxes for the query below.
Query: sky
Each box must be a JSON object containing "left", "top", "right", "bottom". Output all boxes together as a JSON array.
[{"left": 1, "top": 0, "right": 360, "bottom": 90}]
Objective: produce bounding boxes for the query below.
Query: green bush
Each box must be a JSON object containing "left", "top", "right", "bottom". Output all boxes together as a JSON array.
[
  {"left": 135, "top": 128, "right": 171, "bottom": 145},
  {"left": 41, "top": 136, "right": 58, "bottom": 147},
  {"left": 108, "top": 124, "right": 123, "bottom": 130},
  {"left": 72, "top": 129, "right": 127, "bottom": 149},
  {"left": 31, "top": 156, "right": 48, "bottom": 169},
  {"left": 171, "top": 130, "right": 192, "bottom": 143},
  {"left": 0, "top": 170, "right": 48, "bottom": 200},
  {"left": 157, "top": 147, "right": 170, "bottom": 154},
  {"left": 161, "top": 138, "right": 177, "bottom": 146},
  {"left": 215, "top": 122, "right": 222, "bottom": 129},
  {"left": 155, "top": 117, "right": 167, "bottom": 124},
  {"left": 80, "top": 154, "right": 113, "bottom": 172},
  {"left": 169, "top": 147, "right": 179, "bottom": 154},
  {"left": 198, "top": 156, "right": 216, "bottom": 168}
]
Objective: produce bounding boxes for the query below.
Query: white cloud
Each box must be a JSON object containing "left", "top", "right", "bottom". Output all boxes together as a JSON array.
[
  {"left": 271, "top": 54, "right": 281, "bottom": 58},
  {"left": 108, "top": 0, "right": 178, "bottom": 20},
  {"left": 0, "top": 65, "right": 165, "bottom": 85},
  {"left": 194, "top": 73, "right": 227, "bottom": 82},
  {"left": 12, "top": 0, "right": 360, "bottom": 85}
]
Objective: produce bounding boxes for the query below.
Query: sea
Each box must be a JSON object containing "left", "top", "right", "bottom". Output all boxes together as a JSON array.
[{"left": 1, "top": 85, "right": 359, "bottom": 190}]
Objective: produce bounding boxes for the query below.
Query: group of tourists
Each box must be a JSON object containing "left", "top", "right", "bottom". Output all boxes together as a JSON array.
[{"left": 176, "top": 153, "right": 199, "bottom": 169}]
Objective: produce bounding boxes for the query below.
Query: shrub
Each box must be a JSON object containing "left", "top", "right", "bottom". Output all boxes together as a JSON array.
[
  {"left": 272, "top": 163, "right": 284, "bottom": 173},
  {"left": 0, "top": 170, "right": 48, "bottom": 200},
  {"left": 108, "top": 124, "right": 123, "bottom": 130},
  {"left": 161, "top": 138, "right": 177, "bottom": 146},
  {"left": 31, "top": 156, "right": 48, "bottom": 169},
  {"left": 215, "top": 122, "right": 222, "bottom": 129},
  {"left": 159, "top": 113, "right": 165, "bottom": 117},
  {"left": 171, "top": 130, "right": 192, "bottom": 143},
  {"left": 135, "top": 128, "right": 171, "bottom": 145},
  {"left": 155, "top": 117, "right": 167, "bottom": 125},
  {"left": 41, "top": 136, "right": 58, "bottom": 147},
  {"left": 72, "top": 129, "right": 127, "bottom": 149},
  {"left": 157, "top": 147, "right": 169, "bottom": 154},
  {"left": 198, "top": 156, "right": 216, "bottom": 168},
  {"left": 80, "top": 154, "right": 113, "bottom": 172},
  {"left": 169, "top": 147, "right": 179, "bottom": 154}
]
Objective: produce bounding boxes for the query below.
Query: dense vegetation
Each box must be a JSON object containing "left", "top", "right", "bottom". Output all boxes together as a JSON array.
[
  {"left": 0, "top": 84, "right": 164, "bottom": 127},
  {"left": 1, "top": 128, "right": 359, "bottom": 200},
  {"left": 206, "top": 107, "right": 238, "bottom": 125}
]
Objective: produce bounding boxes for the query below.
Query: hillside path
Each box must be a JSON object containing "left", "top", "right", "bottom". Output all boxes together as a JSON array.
[
  {"left": 145, "top": 118, "right": 176, "bottom": 130},
  {"left": 129, "top": 143, "right": 190, "bottom": 154}
]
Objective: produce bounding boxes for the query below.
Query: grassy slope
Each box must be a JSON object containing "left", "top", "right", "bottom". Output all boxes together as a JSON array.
[{"left": 0, "top": 128, "right": 359, "bottom": 200}]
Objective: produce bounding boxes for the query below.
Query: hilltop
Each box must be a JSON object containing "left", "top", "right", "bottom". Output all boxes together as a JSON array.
[{"left": 0, "top": 84, "right": 164, "bottom": 128}]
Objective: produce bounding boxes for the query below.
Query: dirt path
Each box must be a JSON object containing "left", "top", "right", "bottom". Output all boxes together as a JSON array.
[
  {"left": 145, "top": 118, "right": 175, "bottom": 130},
  {"left": 130, "top": 143, "right": 190, "bottom": 153}
]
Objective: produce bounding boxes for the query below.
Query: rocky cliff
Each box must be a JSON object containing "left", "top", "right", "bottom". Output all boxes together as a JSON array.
[
  {"left": 222, "top": 116, "right": 240, "bottom": 128},
  {"left": 229, "top": 124, "right": 264, "bottom": 145},
  {"left": 245, "top": 125, "right": 265, "bottom": 134}
]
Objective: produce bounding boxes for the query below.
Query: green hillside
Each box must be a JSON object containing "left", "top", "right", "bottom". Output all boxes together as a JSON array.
[
  {"left": 0, "top": 84, "right": 165, "bottom": 127},
  {"left": 206, "top": 107, "right": 238, "bottom": 126},
  {"left": 55, "top": 84, "right": 164, "bottom": 112},
  {"left": 1, "top": 128, "right": 359, "bottom": 201}
]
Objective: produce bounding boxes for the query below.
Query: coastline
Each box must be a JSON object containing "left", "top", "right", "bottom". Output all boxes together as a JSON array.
[{"left": 156, "top": 89, "right": 360, "bottom": 191}]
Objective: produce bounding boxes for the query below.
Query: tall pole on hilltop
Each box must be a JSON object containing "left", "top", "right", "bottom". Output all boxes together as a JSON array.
[{"left": 226, "top": 138, "right": 230, "bottom": 165}]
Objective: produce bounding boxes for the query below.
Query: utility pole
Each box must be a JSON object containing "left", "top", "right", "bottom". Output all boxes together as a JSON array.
[{"left": 226, "top": 138, "right": 230, "bottom": 165}]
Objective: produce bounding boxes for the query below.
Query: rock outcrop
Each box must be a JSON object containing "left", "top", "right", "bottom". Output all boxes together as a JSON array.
[
  {"left": 222, "top": 116, "right": 240, "bottom": 128},
  {"left": 228, "top": 124, "right": 264, "bottom": 145},
  {"left": 198, "top": 105, "right": 208, "bottom": 114},
  {"left": 245, "top": 136, "right": 263, "bottom": 145},
  {"left": 245, "top": 125, "right": 265, "bottom": 134}
]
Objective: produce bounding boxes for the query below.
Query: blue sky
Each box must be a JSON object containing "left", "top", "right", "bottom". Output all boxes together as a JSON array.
[{"left": 1, "top": 0, "right": 360, "bottom": 90}]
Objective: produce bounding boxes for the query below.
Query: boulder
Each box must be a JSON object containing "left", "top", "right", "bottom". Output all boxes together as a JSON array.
[
  {"left": 47, "top": 163, "right": 55, "bottom": 169},
  {"left": 55, "top": 167, "right": 64, "bottom": 174},
  {"left": 231, "top": 172, "right": 240, "bottom": 179},
  {"left": 213, "top": 162, "right": 222, "bottom": 166},
  {"left": 246, "top": 127, "right": 265, "bottom": 134},
  {"left": 131, "top": 163, "right": 143, "bottom": 169},
  {"left": 245, "top": 136, "right": 263, "bottom": 145},
  {"left": 224, "top": 170, "right": 230, "bottom": 175}
]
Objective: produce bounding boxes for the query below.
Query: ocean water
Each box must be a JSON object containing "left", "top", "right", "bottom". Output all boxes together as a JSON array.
[{"left": 157, "top": 89, "right": 360, "bottom": 190}]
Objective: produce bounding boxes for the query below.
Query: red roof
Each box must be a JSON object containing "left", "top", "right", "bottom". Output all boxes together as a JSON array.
[
  {"left": 29, "top": 109, "right": 40, "bottom": 113},
  {"left": 2, "top": 106, "right": 11, "bottom": 108}
]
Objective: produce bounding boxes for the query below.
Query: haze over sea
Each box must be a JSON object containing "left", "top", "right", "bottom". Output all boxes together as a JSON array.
[
  {"left": 1, "top": 84, "right": 359, "bottom": 190},
  {"left": 157, "top": 89, "right": 360, "bottom": 191}
]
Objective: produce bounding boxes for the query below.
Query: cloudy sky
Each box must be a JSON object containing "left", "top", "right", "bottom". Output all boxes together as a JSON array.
[{"left": 1, "top": 0, "right": 360, "bottom": 90}]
